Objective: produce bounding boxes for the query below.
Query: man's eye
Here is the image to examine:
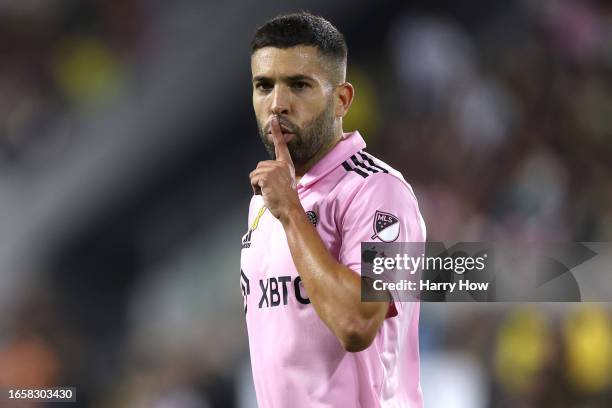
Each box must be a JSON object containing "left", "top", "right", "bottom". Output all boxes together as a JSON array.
[
  {"left": 256, "top": 83, "right": 272, "bottom": 91},
  {"left": 292, "top": 82, "right": 308, "bottom": 90}
]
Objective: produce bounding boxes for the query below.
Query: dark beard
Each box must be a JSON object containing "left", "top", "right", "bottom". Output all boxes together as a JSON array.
[{"left": 257, "top": 98, "right": 336, "bottom": 164}]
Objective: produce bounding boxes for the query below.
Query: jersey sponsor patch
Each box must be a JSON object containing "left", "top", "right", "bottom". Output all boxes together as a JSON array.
[
  {"left": 371, "top": 210, "right": 400, "bottom": 242},
  {"left": 258, "top": 275, "right": 310, "bottom": 308}
]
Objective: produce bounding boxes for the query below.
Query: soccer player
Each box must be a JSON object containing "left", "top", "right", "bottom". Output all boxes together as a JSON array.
[{"left": 241, "top": 12, "right": 426, "bottom": 407}]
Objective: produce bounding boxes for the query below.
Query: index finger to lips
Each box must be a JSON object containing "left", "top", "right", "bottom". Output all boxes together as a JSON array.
[{"left": 271, "top": 116, "right": 293, "bottom": 164}]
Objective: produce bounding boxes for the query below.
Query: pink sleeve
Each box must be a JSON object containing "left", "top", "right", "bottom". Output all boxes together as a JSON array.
[
  {"left": 339, "top": 173, "right": 425, "bottom": 273},
  {"left": 338, "top": 173, "right": 425, "bottom": 317}
]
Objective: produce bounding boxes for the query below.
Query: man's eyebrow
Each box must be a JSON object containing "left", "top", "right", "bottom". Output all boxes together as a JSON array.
[
  {"left": 252, "top": 75, "right": 270, "bottom": 83},
  {"left": 284, "top": 74, "right": 314, "bottom": 82},
  {"left": 252, "top": 74, "right": 315, "bottom": 83}
]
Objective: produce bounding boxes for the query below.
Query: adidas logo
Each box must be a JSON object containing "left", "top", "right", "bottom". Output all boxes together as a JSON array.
[{"left": 241, "top": 229, "right": 252, "bottom": 249}]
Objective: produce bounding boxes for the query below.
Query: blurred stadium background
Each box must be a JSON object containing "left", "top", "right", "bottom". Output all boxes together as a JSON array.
[{"left": 0, "top": 0, "right": 611, "bottom": 407}]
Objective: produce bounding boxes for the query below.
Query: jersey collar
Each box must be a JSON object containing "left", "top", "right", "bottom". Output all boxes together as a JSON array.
[{"left": 297, "top": 130, "right": 366, "bottom": 190}]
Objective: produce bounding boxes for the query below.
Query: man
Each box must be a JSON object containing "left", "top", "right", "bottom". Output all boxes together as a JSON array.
[{"left": 241, "top": 12, "right": 426, "bottom": 407}]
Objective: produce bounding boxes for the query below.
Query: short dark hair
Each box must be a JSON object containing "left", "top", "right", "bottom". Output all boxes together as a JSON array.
[{"left": 251, "top": 12, "right": 348, "bottom": 82}]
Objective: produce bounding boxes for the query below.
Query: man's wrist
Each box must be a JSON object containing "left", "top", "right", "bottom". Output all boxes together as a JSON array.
[{"left": 279, "top": 203, "right": 307, "bottom": 227}]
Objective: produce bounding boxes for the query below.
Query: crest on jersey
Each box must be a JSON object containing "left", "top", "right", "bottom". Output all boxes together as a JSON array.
[
  {"left": 306, "top": 210, "right": 318, "bottom": 227},
  {"left": 371, "top": 210, "right": 400, "bottom": 242}
]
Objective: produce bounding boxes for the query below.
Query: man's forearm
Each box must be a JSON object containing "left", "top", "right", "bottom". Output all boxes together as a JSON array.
[{"left": 280, "top": 206, "right": 387, "bottom": 351}]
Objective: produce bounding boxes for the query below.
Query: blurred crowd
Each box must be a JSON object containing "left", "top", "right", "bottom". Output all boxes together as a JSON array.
[
  {"left": 0, "top": 1, "right": 611, "bottom": 407},
  {"left": 355, "top": 0, "right": 612, "bottom": 243},
  {"left": 0, "top": 0, "right": 144, "bottom": 168}
]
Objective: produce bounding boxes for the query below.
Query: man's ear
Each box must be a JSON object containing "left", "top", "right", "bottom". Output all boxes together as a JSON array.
[{"left": 335, "top": 82, "right": 354, "bottom": 118}]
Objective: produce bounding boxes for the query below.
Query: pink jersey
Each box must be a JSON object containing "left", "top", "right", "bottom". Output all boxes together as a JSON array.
[{"left": 240, "top": 130, "right": 426, "bottom": 407}]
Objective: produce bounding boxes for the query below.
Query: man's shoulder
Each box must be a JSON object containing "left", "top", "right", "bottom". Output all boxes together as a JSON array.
[
  {"left": 334, "top": 150, "right": 414, "bottom": 199},
  {"left": 335, "top": 150, "right": 426, "bottom": 242}
]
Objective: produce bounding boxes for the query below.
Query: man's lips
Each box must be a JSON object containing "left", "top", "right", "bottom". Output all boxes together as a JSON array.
[
  {"left": 269, "top": 130, "right": 294, "bottom": 143},
  {"left": 267, "top": 124, "right": 295, "bottom": 142},
  {"left": 268, "top": 124, "right": 294, "bottom": 133}
]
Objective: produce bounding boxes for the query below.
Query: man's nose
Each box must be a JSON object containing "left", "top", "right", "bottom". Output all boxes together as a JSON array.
[{"left": 270, "top": 85, "right": 290, "bottom": 115}]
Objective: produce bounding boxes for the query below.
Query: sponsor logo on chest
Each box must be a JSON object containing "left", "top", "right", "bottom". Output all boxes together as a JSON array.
[{"left": 257, "top": 275, "right": 310, "bottom": 308}]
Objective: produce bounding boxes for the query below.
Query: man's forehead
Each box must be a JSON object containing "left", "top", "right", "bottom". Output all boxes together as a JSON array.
[{"left": 251, "top": 45, "right": 325, "bottom": 76}]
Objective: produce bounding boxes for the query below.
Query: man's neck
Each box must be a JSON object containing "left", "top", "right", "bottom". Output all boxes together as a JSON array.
[{"left": 295, "top": 130, "right": 344, "bottom": 182}]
